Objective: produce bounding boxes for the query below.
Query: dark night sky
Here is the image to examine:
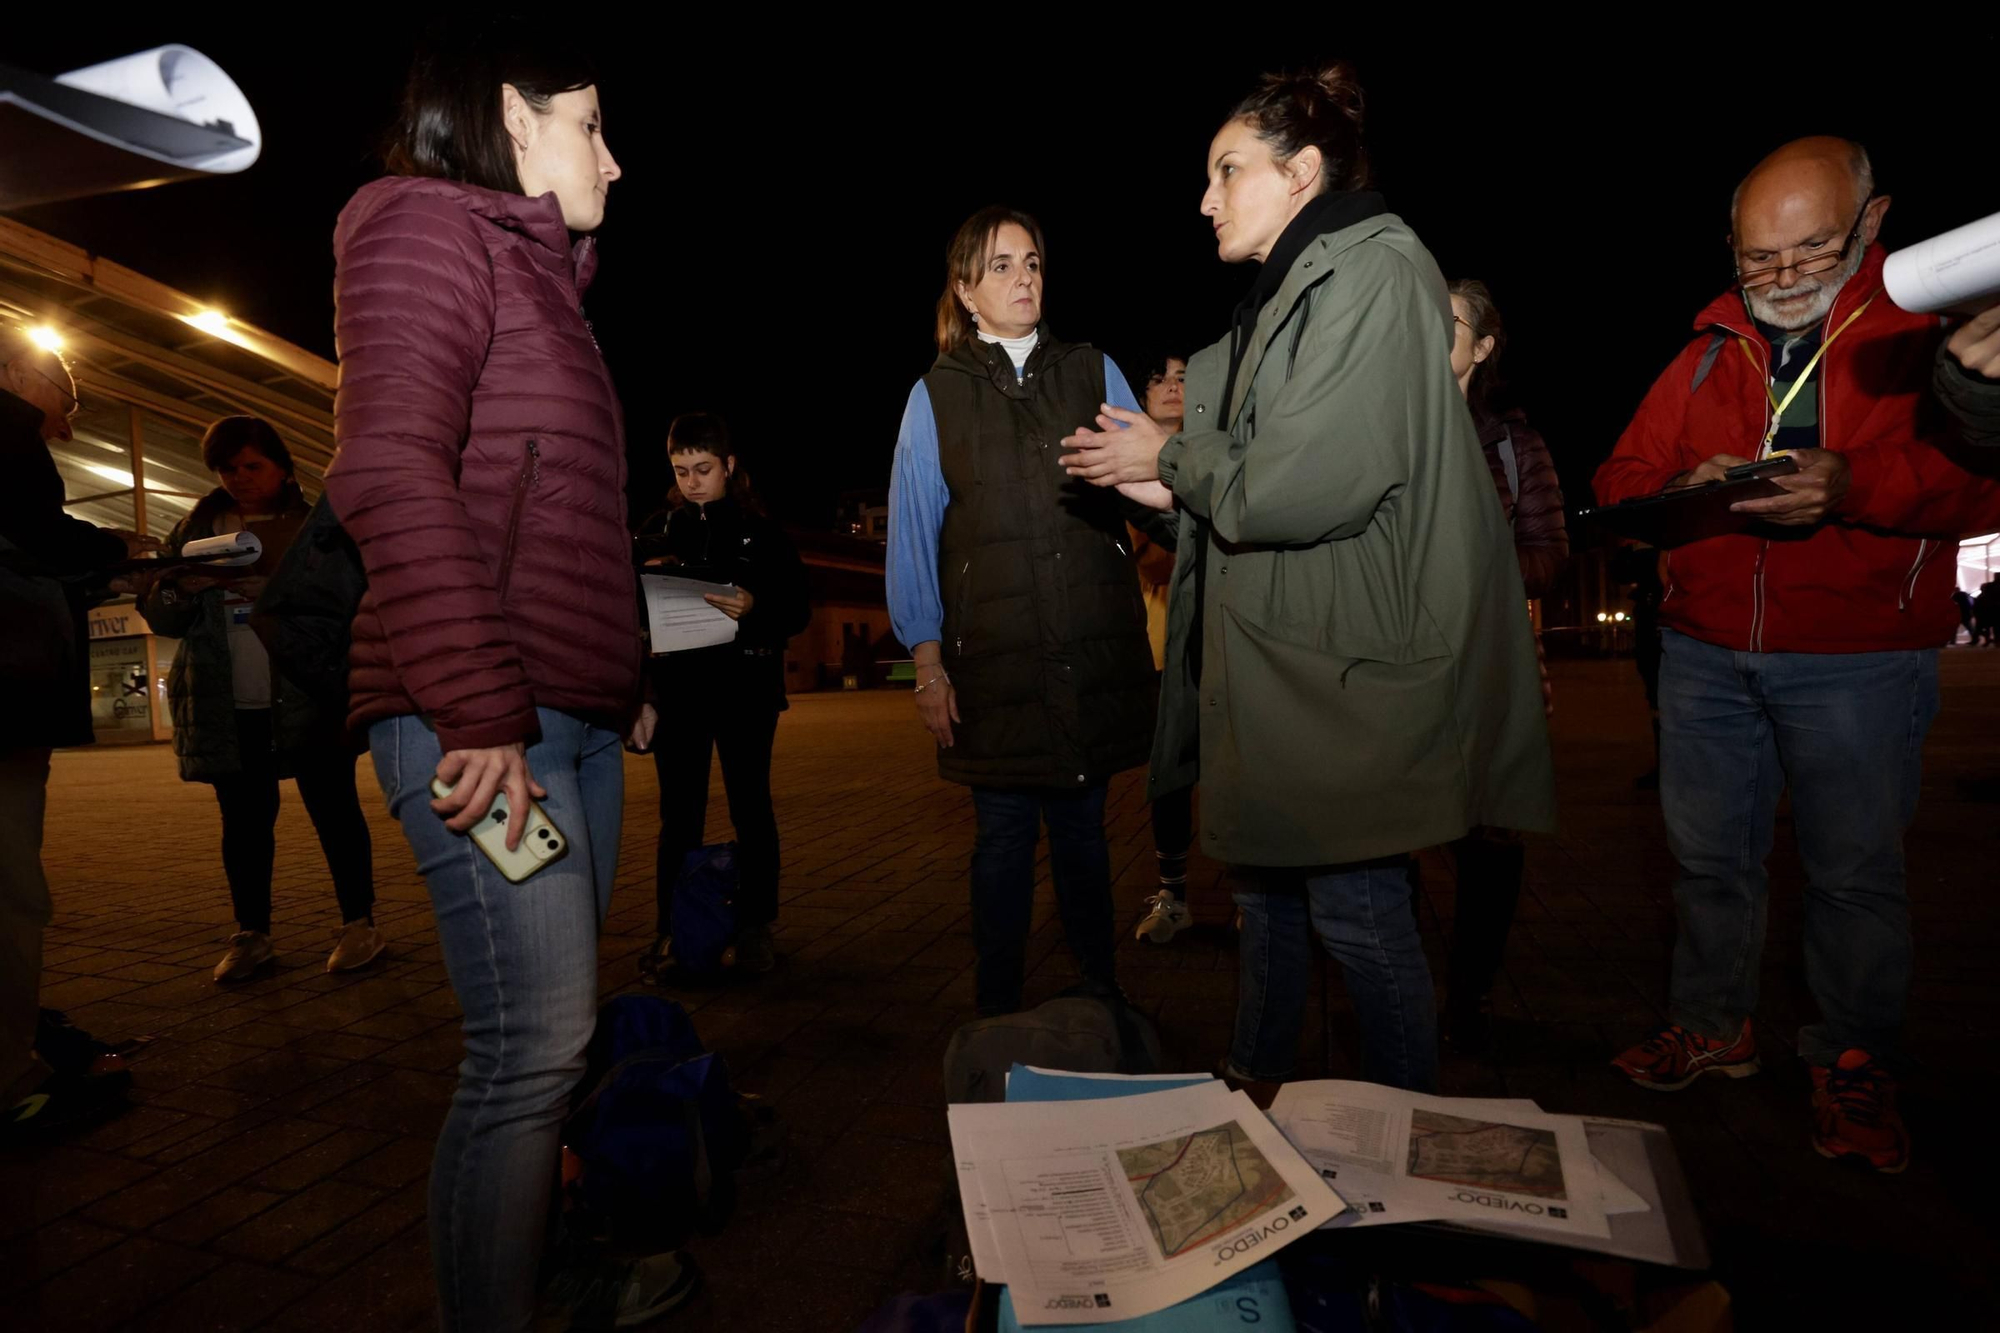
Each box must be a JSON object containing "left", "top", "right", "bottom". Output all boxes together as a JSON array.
[{"left": 14, "top": 26, "right": 2000, "bottom": 528}]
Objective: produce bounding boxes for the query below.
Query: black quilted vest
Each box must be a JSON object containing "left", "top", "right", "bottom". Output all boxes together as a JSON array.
[{"left": 924, "top": 331, "right": 1156, "bottom": 789}]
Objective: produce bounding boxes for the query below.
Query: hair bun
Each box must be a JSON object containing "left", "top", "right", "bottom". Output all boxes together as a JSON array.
[{"left": 1311, "top": 61, "right": 1365, "bottom": 127}]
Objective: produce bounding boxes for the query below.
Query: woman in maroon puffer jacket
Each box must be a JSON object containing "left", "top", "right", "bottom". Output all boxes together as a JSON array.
[
  {"left": 323, "top": 41, "right": 674, "bottom": 1332},
  {"left": 1441, "top": 278, "right": 1569, "bottom": 1055}
]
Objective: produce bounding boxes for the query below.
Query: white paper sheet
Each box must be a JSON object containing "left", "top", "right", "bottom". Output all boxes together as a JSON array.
[
  {"left": 949, "top": 1082, "right": 1345, "bottom": 1326},
  {"left": 642, "top": 574, "right": 739, "bottom": 653},
  {"left": 1885, "top": 210, "right": 2000, "bottom": 315},
  {"left": 54, "top": 46, "right": 262, "bottom": 173},
  {"left": 1268, "top": 1082, "right": 1611, "bottom": 1240}
]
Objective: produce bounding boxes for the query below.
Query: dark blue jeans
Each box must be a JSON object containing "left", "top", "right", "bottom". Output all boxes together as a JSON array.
[
  {"left": 1658, "top": 629, "right": 1939, "bottom": 1067},
  {"left": 370, "top": 709, "right": 625, "bottom": 1333},
  {"left": 1230, "top": 860, "right": 1438, "bottom": 1092},
  {"left": 969, "top": 785, "right": 1117, "bottom": 1014}
]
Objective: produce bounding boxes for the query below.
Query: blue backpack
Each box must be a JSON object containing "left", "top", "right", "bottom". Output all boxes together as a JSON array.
[
  {"left": 672, "top": 843, "right": 741, "bottom": 973},
  {"left": 562, "top": 995, "right": 750, "bottom": 1248}
]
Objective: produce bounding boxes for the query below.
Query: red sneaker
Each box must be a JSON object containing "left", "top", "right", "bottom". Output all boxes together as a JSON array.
[
  {"left": 1811, "top": 1049, "right": 1909, "bottom": 1174},
  {"left": 1611, "top": 1020, "right": 1760, "bottom": 1091}
]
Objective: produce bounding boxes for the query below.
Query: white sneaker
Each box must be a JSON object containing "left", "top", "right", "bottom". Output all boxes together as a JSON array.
[
  {"left": 1134, "top": 892, "right": 1191, "bottom": 944},
  {"left": 212, "top": 931, "right": 273, "bottom": 982}
]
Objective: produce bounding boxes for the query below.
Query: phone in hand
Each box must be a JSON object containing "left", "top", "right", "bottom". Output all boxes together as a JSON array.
[{"left": 429, "top": 777, "right": 569, "bottom": 883}]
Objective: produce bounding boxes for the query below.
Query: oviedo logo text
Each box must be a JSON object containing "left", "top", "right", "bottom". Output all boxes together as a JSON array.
[
  {"left": 1452, "top": 1191, "right": 1567, "bottom": 1219},
  {"left": 1214, "top": 1205, "right": 1310, "bottom": 1261},
  {"left": 1043, "top": 1293, "right": 1113, "bottom": 1311}
]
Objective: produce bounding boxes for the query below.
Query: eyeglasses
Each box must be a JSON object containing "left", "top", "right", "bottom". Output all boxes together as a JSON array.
[
  {"left": 1735, "top": 197, "right": 1872, "bottom": 291},
  {"left": 28, "top": 364, "right": 79, "bottom": 418}
]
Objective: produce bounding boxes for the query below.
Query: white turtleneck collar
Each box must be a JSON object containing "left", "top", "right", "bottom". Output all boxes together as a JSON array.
[{"left": 976, "top": 325, "right": 1039, "bottom": 372}]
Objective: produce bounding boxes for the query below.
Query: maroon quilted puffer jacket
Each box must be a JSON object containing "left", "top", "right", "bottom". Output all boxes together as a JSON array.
[{"left": 325, "top": 176, "right": 640, "bottom": 753}]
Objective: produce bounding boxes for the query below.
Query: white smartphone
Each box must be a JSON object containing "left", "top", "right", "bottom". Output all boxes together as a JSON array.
[{"left": 429, "top": 777, "right": 569, "bottom": 883}]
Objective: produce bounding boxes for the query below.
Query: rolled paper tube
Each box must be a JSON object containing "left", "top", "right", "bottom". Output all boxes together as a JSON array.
[{"left": 179, "top": 531, "right": 263, "bottom": 566}]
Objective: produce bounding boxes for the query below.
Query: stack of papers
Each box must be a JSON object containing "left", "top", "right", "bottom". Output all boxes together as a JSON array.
[
  {"left": 951, "top": 1071, "right": 1343, "bottom": 1326},
  {"left": 949, "top": 1070, "right": 1704, "bottom": 1328},
  {"left": 641, "top": 574, "right": 739, "bottom": 653}
]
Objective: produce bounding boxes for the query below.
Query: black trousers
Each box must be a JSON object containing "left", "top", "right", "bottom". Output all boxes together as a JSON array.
[
  {"left": 652, "top": 664, "right": 783, "bottom": 937},
  {"left": 1445, "top": 829, "right": 1527, "bottom": 1005},
  {"left": 212, "top": 709, "right": 374, "bottom": 935}
]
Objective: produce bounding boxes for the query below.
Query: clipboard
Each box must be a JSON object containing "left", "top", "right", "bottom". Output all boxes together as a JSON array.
[{"left": 1581, "top": 456, "right": 1799, "bottom": 549}]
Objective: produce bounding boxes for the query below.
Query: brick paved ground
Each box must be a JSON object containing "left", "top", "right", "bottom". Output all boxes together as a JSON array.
[{"left": 6, "top": 655, "right": 1998, "bottom": 1330}]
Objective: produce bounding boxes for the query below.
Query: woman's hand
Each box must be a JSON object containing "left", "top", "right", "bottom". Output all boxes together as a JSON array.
[
  {"left": 1118, "top": 480, "right": 1175, "bottom": 512},
  {"left": 433, "top": 742, "right": 546, "bottom": 850},
  {"left": 704, "top": 587, "right": 755, "bottom": 620},
  {"left": 626, "top": 703, "right": 659, "bottom": 753},
  {"left": 911, "top": 642, "right": 958, "bottom": 749},
  {"left": 1060, "top": 405, "right": 1169, "bottom": 487}
]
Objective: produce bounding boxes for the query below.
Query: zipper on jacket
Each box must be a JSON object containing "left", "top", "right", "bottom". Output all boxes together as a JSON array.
[
  {"left": 1899, "top": 539, "right": 1935, "bottom": 611},
  {"left": 496, "top": 439, "right": 541, "bottom": 599},
  {"left": 953, "top": 559, "right": 971, "bottom": 655}
]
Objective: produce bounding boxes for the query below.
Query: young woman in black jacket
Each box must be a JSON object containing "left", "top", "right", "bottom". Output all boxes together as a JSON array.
[{"left": 635, "top": 413, "right": 809, "bottom": 975}]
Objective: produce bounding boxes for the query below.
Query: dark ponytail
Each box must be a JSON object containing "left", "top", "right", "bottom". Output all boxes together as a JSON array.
[{"left": 1229, "top": 61, "right": 1370, "bottom": 195}]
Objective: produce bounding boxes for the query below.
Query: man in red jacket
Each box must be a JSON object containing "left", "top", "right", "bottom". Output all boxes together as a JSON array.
[{"left": 1596, "top": 137, "right": 2000, "bottom": 1174}]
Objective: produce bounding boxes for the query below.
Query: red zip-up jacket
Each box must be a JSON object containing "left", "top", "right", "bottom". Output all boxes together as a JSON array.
[{"left": 1594, "top": 246, "right": 2000, "bottom": 654}]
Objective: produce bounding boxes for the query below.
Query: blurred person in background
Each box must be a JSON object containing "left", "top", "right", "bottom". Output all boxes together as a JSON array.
[
  {"left": 138, "top": 416, "right": 379, "bottom": 983},
  {"left": 1, "top": 325, "right": 157, "bottom": 1134},
  {"left": 633, "top": 412, "right": 809, "bottom": 978},
  {"left": 1438, "top": 280, "right": 1566, "bottom": 1051},
  {"left": 1126, "top": 351, "right": 1201, "bottom": 946}
]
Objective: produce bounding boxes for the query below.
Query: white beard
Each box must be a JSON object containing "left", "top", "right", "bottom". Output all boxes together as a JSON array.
[{"left": 1743, "top": 243, "right": 1867, "bottom": 330}]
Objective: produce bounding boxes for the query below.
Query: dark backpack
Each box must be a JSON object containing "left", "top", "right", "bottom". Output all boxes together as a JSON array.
[
  {"left": 941, "top": 987, "right": 1162, "bottom": 1105},
  {"left": 562, "top": 995, "right": 752, "bottom": 1250},
  {"left": 671, "top": 843, "right": 741, "bottom": 974},
  {"left": 249, "top": 493, "right": 366, "bottom": 715}
]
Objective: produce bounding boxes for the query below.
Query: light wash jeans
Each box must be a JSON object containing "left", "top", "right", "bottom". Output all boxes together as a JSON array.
[
  {"left": 1658, "top": 629, "right": 1938, "bottom": 1066},
  {"left": 370, "top": 709, "right": 624, "bottom": 1333}
]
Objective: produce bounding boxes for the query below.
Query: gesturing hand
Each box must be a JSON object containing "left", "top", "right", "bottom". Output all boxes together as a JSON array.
[{"left": 1060, "top": 404, "right": 1169, "bottom": 487}]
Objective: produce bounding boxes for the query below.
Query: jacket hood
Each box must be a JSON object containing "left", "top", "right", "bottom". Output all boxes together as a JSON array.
[{"left": 335, "top": 176, "right": 600, "bottom": 293}]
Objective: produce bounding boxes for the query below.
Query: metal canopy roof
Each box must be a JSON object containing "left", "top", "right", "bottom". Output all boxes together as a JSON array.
[{"left": 0, "top": 212, "right": 334, "bottom": 484}]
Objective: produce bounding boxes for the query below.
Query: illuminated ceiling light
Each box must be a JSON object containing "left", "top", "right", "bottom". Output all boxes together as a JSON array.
[
  {"left": 29, "top": 325, "right": 64, "bottom": 353},
  {"left": 184, "top": 309, "right": 231, "bottom": 337}
]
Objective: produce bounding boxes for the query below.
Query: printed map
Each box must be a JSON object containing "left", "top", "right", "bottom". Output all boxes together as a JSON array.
[
  {"left": 1405, "top": 1109, "right": 1567, "bottom": 1199},
  {"left": 1118, "top": 1121, "right": 1296, "bottom": 1258}
]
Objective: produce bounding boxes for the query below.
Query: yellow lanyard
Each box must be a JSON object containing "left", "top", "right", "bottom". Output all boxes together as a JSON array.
[{"left": 1734, "top": 297, "right": 1873, "bottom": 453}]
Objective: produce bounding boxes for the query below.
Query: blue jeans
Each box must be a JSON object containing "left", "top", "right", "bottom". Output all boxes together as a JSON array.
[
  {"left": 969, "top": 785, "right": 1118, "bottom": 1014},
  {"left": 1658, "top": 630, "right": 1938, "bottom": 1067},
  {"left": 369, "top": 709, "right": 625, "bottom": 1333},
  {"left": 1231, "top": 860, "right": 1437, "bottom": 1092}
]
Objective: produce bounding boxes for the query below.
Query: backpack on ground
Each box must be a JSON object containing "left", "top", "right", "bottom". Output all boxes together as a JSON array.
[
  {"left": 671, "top": 843, "right": 741, "bottom": 974},
  {"left": 249, "top": 493, "right": 366, "bottom": 715},
  {"left": 562, "top": 994, "right": 763, "bottom": 1250},
  {"left": 941, "top": 985, "right": 1162, "bottom": 1105}
]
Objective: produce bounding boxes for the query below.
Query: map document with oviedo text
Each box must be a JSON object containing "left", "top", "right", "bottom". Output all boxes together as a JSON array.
[
  {"left": 1267, "top": 1082, "right": 1614, "bottom": 1240},
  {"left": 949, "top": 1082, "right": 1344, "bottom": 1326}
]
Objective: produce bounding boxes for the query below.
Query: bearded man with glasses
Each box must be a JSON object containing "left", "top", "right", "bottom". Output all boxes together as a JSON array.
[{"left": 1593, "top": 137, "right": 2000, "bottom": 1174}]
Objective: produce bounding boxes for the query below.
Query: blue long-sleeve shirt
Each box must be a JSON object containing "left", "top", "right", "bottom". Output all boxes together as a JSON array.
[{"left": 887, "top": 352, "right": 1142, "bottom": 651}]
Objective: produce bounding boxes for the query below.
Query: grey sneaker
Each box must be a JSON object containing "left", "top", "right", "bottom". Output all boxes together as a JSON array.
[
  {"left": 326, "top": 920, "right": 385, "bottom": 973},
  {"left": 734, "top": 925, "right": 775, "bottom": 974},
  {"left": 213, "top": 931, "right": 273, "bottom": 983},
  {"left": 1134, "top": 891, "right": 1192, "bottom": 944},
  {"left": 542, "top": 1249, "right": 699, "bottom": 1329}
]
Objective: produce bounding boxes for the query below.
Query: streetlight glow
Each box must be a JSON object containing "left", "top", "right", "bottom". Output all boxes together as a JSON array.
[
  {"left": 28, "top": 325, "right": 64, "bottom": 353},
  {"left": 185, "top": 309, "right": 231, "bottom": 337},
  {"left": 1596, "top": 612, "right": 1609, "bottom": 623}
]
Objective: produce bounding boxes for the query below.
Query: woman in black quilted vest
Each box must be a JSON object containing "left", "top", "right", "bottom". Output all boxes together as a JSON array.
[{"left": 886, "top": 206, "right": 1157, "bottom": 1016}]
